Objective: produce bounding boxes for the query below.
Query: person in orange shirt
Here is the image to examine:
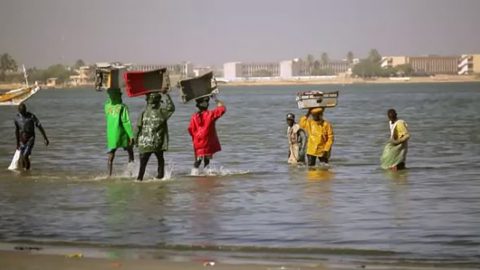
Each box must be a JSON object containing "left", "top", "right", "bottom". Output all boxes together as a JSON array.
[{"left": 299, "top": 107, "right": 334, "bottom": 166}]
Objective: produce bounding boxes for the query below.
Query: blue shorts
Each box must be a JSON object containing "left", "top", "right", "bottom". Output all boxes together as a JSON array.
[{"left": 20, "top": 136, "right": 35, "bottom": 157}]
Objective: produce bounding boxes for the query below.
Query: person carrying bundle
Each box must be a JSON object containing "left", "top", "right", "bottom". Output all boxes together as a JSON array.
[
  {"left": 188, "top": 95, "right": 226, "bottom": 174},
  {"left": 299, "top": 107, "right": 334, "bottom": 166}
]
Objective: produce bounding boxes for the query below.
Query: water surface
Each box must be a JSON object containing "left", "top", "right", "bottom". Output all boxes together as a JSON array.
[{"left": 0, "top": 82, "right": 479, "bottom": 264}]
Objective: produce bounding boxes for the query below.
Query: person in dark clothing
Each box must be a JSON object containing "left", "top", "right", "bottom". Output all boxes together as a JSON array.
[
  {"left": 135, "top": 92, "right": 175, "bottom": 181},
  {"left": 14, "top": 103, "right": 49, "bottom": 170}
]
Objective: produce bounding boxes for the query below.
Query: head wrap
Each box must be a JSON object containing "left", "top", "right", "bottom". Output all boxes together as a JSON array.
[
  {"left": 146, "top": 92, "right": 162, "bottom": 105},
  {"left": 311, "top": 107, "right": 324, "bottom": 114},
  {"left": 107, "top": 88, "right": 122, "bottom": 104},
  {"left": 196, "top": 96, "right": 210, "bottom": 109}
]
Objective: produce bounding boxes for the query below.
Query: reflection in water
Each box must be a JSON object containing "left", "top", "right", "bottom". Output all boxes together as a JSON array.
[
  {"left": 384, "top": 169, "right": 409, "bottom": 183},
  {"left": 1, "top": 85, "right": 480, "bottom": 261},
  {"left": 106, "top": 183, "right": 132, "bottom": 227},
  {"left": 304, "top": 168, "right": 335, "bottom": 226},
  {"left": 105, "top": 182, "right": 171, "bottom": 244},
  {"left": 306, "top": 168, "right": 335, "bottom": 182},
  {"left": 192, "top": 177, "right": 223, "bottom": 245},
  {"left": 384, "top": 170, "right": 410, "bottom": 227}
]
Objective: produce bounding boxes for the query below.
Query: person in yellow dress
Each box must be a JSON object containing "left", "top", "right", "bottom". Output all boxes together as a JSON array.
[
  {"left": 380, "top": 109, "right": 410, "bottom": 170},
  {"left": 299, "top": 107, "right": 334, "bottom": 166}
]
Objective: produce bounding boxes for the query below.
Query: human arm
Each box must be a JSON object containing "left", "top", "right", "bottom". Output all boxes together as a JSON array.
[
  {"left": 299, "top": 115, "right": 308, "bottom": 130},
  {"left": 297, "top": 129, "right": 307, "bottom": 147},
  {"left": 188, "top": 116, "right": 196, "bottom": 138},
  {"left": 213, "top": 94, "right": 224, "bottom": 107},
  {"left": 162, "top": 93, "right": 175, "bottom": 120},
  {"left": 38, "top": 125, "right": 49, "bottom": 146},
  {"left": 34, "top": 115, "right": 49, "bottom": 146},
  {"left": 135, "top": 112, "right": 143, "bottom": 147},
  {"left": 390, "top": 120, "right": 410, "bottom": 145},
  {"left": 211, "top": 95, "right": 226, "bottom": 120},
  {"left": 306, "top": 108, "right": 312, "bottom": 118},
  {"left": 121, "top": 106, "right": 135, "bottom": 146},
  {"left": 323, "top": 122, "right": 334, "bottom": 153},
  {"left": 390, "top": 134, "right": 410, "bottom": 145},
  {"left": 15, "top": 121, "right": 19, "bottom": 149}
]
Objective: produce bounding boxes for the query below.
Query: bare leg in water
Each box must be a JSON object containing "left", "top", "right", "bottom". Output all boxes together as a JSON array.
[
  {"left": 108, "top": 147, "right": 134, "bottom": 177},
  {"left": 193, "top": 156, "right": 210, "bottom": 169},
  {"left": 137, "top": 151, "right": 164, "bottom": 181},
  {"left": 154, "top": 151, "right": 165, "bottom": 179},
  {"left": 108, "top": 149, "right": 117, "bottom": 177}
]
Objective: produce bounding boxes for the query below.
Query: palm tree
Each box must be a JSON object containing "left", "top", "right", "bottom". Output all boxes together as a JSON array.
[
  {"left": 347, "top": 51, "right": 354, "bottom": 64},
  {"left": 0, "top": 53, "right": 18, "bottom": 81},
  {"left": 306, "top": 54, "right": 315, "bottom": 75},
  {"left": 320, "top": 52, "right": 329, "bottom": 66},
  {"left": 368, "top": 49, "right": 382, "bottom": 64},
  {"left": 74, "top": 59, "right": 86, "bottom": 69}
]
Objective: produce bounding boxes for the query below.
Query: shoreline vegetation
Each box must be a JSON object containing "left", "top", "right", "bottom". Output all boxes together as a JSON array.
[{"left": 1, "top": 75, "right": 479, "bottom": 90}]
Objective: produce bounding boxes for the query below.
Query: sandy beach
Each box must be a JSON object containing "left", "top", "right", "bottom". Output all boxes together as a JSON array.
[
  {"left": 2, "top": 250, "right": 321, "bottom": 270},
  {"left": 1, "top": 75, "right": 479, "bottom": 90},
  {"left": 2, "top": 248, "right": 476, "bottom": 270},
  {"left": 0, "top": 245, "right": 344, "bottom": 270}
]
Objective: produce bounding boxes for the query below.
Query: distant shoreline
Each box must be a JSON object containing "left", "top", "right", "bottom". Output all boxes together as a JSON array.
[
  {"left": 221, "top": 75, "right": 480, "bottom": 86},
  {"left": 1, "top": 75, "right": 479, "bottom": 90}
]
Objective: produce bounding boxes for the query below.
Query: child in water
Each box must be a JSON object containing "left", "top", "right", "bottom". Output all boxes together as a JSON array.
[{"left": 188, "top": 95, "right": 226, "bottom": 175}]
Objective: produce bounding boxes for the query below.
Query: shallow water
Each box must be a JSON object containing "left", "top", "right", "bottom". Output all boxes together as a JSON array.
[{"left": 0, "top": 83, "right": 479, "bottom": 263}]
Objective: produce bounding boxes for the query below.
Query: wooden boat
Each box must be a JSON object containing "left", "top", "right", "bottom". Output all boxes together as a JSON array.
[
  {"left": 0, "top": 65, "right": 40, "bottom": 106},
  {"left": 0, "top": 83, "right": 40, "bottom": 106}
]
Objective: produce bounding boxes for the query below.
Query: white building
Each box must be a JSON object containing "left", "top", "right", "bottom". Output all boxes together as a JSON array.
[
  {"left": 380, "top": 56, "right": 408, "bottom": 69},
  {"left": 458, "top": 54, "right": 480, "bottom": 75},
  {"left": 223, "top": 62, "right": 243, "bottom": 80},
  {"left": 279, "top": 58, "right": 306, "bottom": 78},
  {"left": 69, "top": 66, "right": 92, "bottom": 86}
]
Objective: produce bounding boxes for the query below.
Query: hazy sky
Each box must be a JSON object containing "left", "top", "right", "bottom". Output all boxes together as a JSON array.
[{"left": 1, "top": 0, "right": 479, "bottom": 67}]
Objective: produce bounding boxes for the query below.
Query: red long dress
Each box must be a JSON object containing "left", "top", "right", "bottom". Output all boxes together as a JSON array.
[{"left": 188, "top": 105, "right": 226, "bottom": 157}]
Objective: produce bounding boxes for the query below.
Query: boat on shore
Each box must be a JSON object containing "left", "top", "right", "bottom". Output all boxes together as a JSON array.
[
  {"left": 0, "top": 83, "right": 39, "bottom": 106},
  {"left": 0, "top": 66, "right": 40, "bottom": 106}
]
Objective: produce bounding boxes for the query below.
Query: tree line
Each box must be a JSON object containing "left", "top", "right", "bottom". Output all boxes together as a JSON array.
[
  {"left": 2, "top": 49, "right": 418, "bottom": 84},
  {"left": 0, "top": 53, "right": 87, "bottom": 84},
  {"left": 304, "top": 49, "right": 414, "bottom": 78}
]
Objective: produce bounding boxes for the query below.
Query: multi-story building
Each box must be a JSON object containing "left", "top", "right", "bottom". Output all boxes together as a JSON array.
[
  {"left": 407, "top": 56, "right": 459, "bottom": 75},
  {"left": 280, "top": 58, "right": 307, "bottom": 78},
  {"left": 381, "top": 55, "right": 460, "bottom": 75},
  {"left": 131, "top": 62, "right": 194, "bottom": 77},
  {"left": 380, "top": 56, "right": 408, "bottom": 69},
  {"left": 458, "top": 54, "right": 480, "bottom": 75},
  {"left": 69, "top": 66, "right": 93, "bottom": 86},
  {"left": 223, "top": 62, "right": 279, "bottom": 80},
  {"left": 319, "top": 61, "right": 351, "bottom": 74},
  {"left": 223, "top": 62, "right": 243, "bottom": 80},
  {"left": 242, "top": 62, "right": 279, "bottom": 78},
  {"left": 193, "top": 66, "right": 213, "bottom": 77}
]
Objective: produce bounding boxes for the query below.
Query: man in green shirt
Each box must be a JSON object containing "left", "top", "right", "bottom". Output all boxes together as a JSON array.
[
  {"left": 105, "top": 88, "right": 134, "bottom": 176},
  {"left": 135, "top": 91, "right": 175, "bottom": 181}
]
